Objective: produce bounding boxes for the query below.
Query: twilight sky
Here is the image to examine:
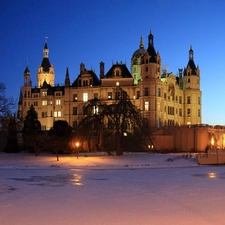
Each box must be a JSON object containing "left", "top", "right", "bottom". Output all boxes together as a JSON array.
[{"left": 1, "top": 0, "right": 225, "bottom": 125}]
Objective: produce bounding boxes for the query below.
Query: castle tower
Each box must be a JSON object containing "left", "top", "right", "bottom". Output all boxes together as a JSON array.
[
  {"left": 138, "top": 30, "right": 162, "bottom": 128},
  {"left": 23, "top": 61, "right": 32, "bottom": 98},
  {"left": 183, "top": 46, "right": 201, "bottom": 125},
  {"left": 37, "top": 40, "right": 55, "bottom": 87},
  {"left": 131, "top": 36, "right": 146, "bottom": 84},
  {"left": 18, "top": 62, "right": 32, "bottom": 120}
]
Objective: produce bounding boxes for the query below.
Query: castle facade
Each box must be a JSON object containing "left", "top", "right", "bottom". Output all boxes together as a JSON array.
[{"left": 18, "top": 30, "right": 202, "bottom": 132}]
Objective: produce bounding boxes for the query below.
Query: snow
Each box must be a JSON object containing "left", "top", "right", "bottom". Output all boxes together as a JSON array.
[{"left": 1, "top": 152, "right": 225, "bottom": 225}]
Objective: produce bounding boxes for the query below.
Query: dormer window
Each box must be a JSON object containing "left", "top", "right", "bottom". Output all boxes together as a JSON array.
[{"left": 114, "top": 67, "right": 121, "bottom": 77}]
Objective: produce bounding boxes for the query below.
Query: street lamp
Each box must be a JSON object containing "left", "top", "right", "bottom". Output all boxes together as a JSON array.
[{"left": 75, "top": 142, "right": 80, "bottom": 159}]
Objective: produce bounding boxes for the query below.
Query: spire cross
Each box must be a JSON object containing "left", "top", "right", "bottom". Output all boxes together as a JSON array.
[{"left": 140, "top": 36, "right": 143, "bottom": 45}]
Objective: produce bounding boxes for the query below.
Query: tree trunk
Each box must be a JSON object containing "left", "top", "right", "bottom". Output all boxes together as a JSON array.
[{"left": 116, "top": 131, "right": 122, "bottom": 156}]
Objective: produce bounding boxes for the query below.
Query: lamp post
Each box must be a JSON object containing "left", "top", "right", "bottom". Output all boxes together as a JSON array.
[{"left": 76, "top": 142, "right": 80, "bottom": 159}]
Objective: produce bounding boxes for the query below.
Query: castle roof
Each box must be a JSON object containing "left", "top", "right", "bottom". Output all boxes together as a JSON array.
[{"left": 104, "top": 63, "right": 132, "bottom": 78}]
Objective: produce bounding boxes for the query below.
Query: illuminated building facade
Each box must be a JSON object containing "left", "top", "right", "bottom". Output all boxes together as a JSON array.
[{"left": 18, "top": 30, "right": 202, "bottom": 132}]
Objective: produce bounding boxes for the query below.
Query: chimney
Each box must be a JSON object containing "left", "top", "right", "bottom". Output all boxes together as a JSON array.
[{"left": 100, "top": 61, "right": 104, "bottom": 79}]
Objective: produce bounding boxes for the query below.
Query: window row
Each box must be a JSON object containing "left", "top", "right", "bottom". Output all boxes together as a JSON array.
[{"left": 37, "top": 111, "right": 62, "bottom": 118}]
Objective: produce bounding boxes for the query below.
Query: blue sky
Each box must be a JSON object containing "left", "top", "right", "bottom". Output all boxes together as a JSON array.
[{"left": 1, "top": 0, "right": 225, "bottom": 125}]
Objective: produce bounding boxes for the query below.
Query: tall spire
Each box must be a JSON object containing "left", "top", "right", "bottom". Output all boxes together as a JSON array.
[
  {"left": 24, "top": 58, "right": 30, "bottom": 74},
  {"left": 147, "top": 29, "right": 157, "bottom": 63},
  {"left": 148, "top": 29, "right": 154, "bottom": 47},
  {"left": 64, "top": 67, "right": 70, "bottom": 87},
  {"left": 43, "top": 37, "right": 49, "bottom": 58},
  {"left": 189, "top": 45, "right": 194, "bottom": 60}
]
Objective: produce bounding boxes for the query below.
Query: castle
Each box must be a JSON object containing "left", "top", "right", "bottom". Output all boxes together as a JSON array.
[
  {"left": 18, "top": 30, "right": 218, "bottom": 152},
  {"left": 18, "top": 30, "right": 202, "bottom": 131}
]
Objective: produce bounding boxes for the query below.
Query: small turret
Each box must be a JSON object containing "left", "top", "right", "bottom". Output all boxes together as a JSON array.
[
  {"left": 148, "top": 29, "right": 154, "bottom": 47},
  {"left": 80, "top": 63, "right": 85, "bottom": 73},
  {"left": 24, "top": 60, "right": 31, "bottom": 86},
  {"left": 37, "top": 39, "right": 55, "bottom": 87}
]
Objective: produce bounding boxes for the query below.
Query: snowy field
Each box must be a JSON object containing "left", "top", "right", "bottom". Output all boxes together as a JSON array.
[{"left": 1, "top": 152, "right": 225, "bottom": 225}]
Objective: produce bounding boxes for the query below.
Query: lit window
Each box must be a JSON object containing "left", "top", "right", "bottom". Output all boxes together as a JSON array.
[
  {"left": 83, "top": 93, "right": 88, "bottom": 102},
  {"left": 145, "top": 101, "right": 149, "bottom": 111},
  {"left": 42, "top": 92, "right": 47, "bottom": 97},
  {"left": 56, "top": 99, "right": 61, "bottom": 105},
  {"left": 73, "top": 94, "right": 78, "bottom": 102},
  {"left": 42, "top": 100, "right": 47, "bottom": 106},
  {"left": 54, "top": 111, "right": 61, "bottom": 117},
  {"left": 93, "top": 106, "right": 98, "bottom": 115},
  {"left": 49, "top": 100, "right": 52, "bottom": 105},
  {"left": 116, "top": 82, "right": 119, "bottom": 86},
  {"left": 108, "top": 92, "right": 112, "bottom": 99}
]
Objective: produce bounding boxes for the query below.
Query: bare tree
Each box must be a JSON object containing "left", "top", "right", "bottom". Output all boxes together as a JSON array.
[
  {"left": 77, "top": 88, "right": 150, "bottom": 156},
  {"left": 0, "top": 82, "right": 16, "bottom": 131}
]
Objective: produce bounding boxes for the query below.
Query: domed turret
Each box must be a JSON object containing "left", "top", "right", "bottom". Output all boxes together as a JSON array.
[
  {"left": 131, "top": 36, "right": 147, "bottom": 84},
  {"left": 132, "top": 36, "right": 146, "bottom": 61}
]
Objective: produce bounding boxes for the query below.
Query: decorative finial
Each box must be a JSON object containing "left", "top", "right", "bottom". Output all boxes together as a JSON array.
[
  {"left": 26, "top": 58, "right": 28, "bottom": 67},
  {"left": 140, "top": 36, "right": 144, "bottom": 48},
  {"left": 45, "top": 36, "right": 48, "bottom": 43}
]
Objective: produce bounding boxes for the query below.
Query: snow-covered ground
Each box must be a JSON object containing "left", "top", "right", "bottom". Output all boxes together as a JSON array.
[{"left": 1, "top": 152, "right": 225, "bottom": 225}]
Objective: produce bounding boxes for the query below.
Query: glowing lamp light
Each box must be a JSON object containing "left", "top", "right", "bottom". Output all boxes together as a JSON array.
[{"left": 76, "top": 142, "right": 80, "bottom": 148}]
